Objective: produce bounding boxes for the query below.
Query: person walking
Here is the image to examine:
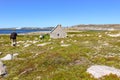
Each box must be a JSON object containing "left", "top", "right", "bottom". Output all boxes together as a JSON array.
[{"left": 10, "top": 31, "right": 17, "bottom": 46}]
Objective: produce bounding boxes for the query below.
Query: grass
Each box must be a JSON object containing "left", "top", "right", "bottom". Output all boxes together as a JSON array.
[{"left": 0, "top": 31, "right": 120, "bottom": 80}]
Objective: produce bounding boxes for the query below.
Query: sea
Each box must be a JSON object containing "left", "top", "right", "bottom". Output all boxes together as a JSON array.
[{"left": 0, "top": 29, "right": 50, "bottom": 34}]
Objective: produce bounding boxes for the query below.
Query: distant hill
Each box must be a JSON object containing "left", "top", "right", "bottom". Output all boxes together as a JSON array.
[{"left": 67, "top": 24, "right": 120, "bottom": 31}]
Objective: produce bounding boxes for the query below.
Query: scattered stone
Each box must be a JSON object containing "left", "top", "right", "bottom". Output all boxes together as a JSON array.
[
  {"left": 32, "top": 41, "right": 38, "bottom": 44},
  {"left": 98, "top": 35, "right": 102, "bottom": 38},
  {"left": 86, "top": 34, "right": 90, "bottom": 36},
  {"left": 61, "top": 44, "right": 71, "bottom": 47},
  {"left": 87, "top": 65, "right": 120, "bottom": 79},
  {"left": 24, "top": 44, "right": 31, "bottom": 47},
  {"left": 37, "top": 42, "right": 51, "bottom": 47},
  {"left": 60, "top": 40, "right": 64, "bottom": 44},
  {"left": 17, "top": 41, "right": 25, "bottom": 44},
  {"left": 26, "top": 40, "right": 33, "bottom": 43},
  {"left": 0, "top": 53, "right": 19, "bottom": 61},
  {"left": 0, "top": 54, "right": 13, "bottom": 61},
  {"left": 107, "top": 33, "right": 120, "bottom": 37},
  {"left": 13, "top": 53, "right": 19, "bottom": 58}
]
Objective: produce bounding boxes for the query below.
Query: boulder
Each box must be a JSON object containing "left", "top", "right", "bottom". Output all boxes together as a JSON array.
[
  {"left": 87, "top": 65, "right": 120, "bottom": 79},
  {"left": 0, "top": 60, "right": 7, "bottom": 77}
]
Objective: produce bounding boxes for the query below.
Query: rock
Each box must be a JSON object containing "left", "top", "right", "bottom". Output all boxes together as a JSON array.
[
  {"left": 0, "top": 52, "right": 2, "bottom": 55},
  {"left": 0, "top": 60, "right": 7, "bottom": 77},
  {"left": 108, "top": 33, "right": 120, "bottom": 37},
  {"left": 32, "top": 41, "right": 38, "bottom": 44},
  {"left": 87, "top": 65, "right": 120, "bottom": 79},
  {"left": 0, "top": 54, "right": 13, "bottom": 61},
  {"left": 61, "top": 44, "right": 71, "bottom": 47},
  {"left": 98, "top": 35, "right": 102, "bottom": 38},
  {"left": 60, "top": 40, "right": 64, "bottom": 44},
  {"left": 24, "top": 44, "right": 31, "bottom": 47},
  {"left": 17, "top": 41, "right": 25, "bottom": 44},
  {"left": 0, "top": 53, "right": 19, "bottom": 61},
  {"left": 13, "top": 53, "right": 19, "bottom": 58},
  {"left": 37, "top": 42, "right": 51, "bottom": 47}
]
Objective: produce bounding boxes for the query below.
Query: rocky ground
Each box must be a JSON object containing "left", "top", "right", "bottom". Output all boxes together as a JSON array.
[{"left": 0, "top": 30, "right": 120, "bottom": 80}]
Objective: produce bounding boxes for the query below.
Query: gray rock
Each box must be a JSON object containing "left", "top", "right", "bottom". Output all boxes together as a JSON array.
[
  {"left": 87, "top": 65, "right": 120, "bottom": 79},
  {"left": 0, "top": 60, "right": 7, "bottom": 77},
  {"left": 0, "top": 53, "right": 19, "bottom": 61},
  {"left": 1, "top": 54, "right": 13, "bottom": 61}
]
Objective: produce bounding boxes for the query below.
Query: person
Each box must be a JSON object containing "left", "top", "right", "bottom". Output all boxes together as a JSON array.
[{"left": 10, "top": 31, "right": 17, "bottom": 46}]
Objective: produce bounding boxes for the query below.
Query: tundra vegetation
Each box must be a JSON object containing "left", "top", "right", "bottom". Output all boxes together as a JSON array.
[{"left": 0, "top": 31, "right": 120, "bottom": 80}]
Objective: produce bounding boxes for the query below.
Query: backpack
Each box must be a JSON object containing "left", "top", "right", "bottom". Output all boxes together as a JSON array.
[{"left": 10, "top": 32, "right": 17, "bottom": 39}]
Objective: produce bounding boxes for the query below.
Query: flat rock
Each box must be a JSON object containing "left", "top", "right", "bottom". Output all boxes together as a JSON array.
[
  {"left": 87, "top": 65, "right": 120, "bottom": 79},
  {"left": 37, "top": 42, "right": 51, "bottom": 47},
  {"left": 108, "top": 33, "right": 120, "bottom": 37},
  {"left": 61, "top": 44, "right": 71, "bottom": 47},
  {"left": 1, "top": 54, "right": 13, "bottom": 61}
]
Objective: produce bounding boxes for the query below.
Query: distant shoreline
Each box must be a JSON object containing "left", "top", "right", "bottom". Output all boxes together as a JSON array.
[
  {"left": 0, "top": 31, "right": 51, "bottom": 36},
  {"left": 0, "top": 29, "right": 51, "bottom": 35}
]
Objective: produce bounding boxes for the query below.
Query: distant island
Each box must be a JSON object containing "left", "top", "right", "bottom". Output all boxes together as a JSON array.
[{"left": 0, "top": 27, "right": 54, "bottom": 31}]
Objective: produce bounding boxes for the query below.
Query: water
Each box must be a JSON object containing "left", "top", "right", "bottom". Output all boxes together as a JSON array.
[{"left": 0, "top": 29, "right": 50, "bottom": 34}]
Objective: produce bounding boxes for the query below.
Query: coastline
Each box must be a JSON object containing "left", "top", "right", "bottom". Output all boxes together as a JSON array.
[{"left": 0, "top": 31, "right": 51, "bottom": 35}]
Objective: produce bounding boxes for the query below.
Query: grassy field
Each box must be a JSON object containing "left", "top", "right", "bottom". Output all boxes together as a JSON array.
[{"left": 0, "top": 31, "right": 120, "bottom": 80}]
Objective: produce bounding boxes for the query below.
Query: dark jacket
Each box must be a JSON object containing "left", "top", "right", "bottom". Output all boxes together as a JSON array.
[{"left": 10, "top": 32, "right": 17, "bottom": 39}]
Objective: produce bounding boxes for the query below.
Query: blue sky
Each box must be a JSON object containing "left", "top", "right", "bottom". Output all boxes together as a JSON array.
[{"left": 0, "top": 0, "right": 120, "bottom": 28}]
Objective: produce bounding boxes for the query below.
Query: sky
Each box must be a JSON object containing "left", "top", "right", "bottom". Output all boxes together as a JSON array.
[{"left": 0, "top": 0, "right": 120, "bottom": 28}]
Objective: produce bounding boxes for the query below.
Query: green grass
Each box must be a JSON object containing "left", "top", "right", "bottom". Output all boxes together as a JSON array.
[{"left": 0, "top": 31, "right": 120, "bottom": 80}]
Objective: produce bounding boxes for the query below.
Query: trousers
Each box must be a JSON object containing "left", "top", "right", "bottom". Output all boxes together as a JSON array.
[{"left": 11, "top": 39, "right": 17, "bottom": 46}]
